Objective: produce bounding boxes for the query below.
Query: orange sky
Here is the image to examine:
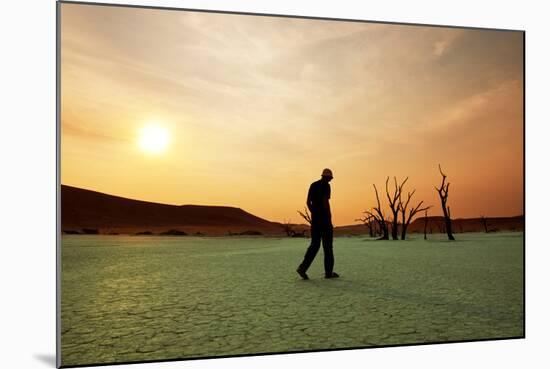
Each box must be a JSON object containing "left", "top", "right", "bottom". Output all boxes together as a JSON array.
[{"left": 60, "top": 3, "right": 524, "bottom": 226}]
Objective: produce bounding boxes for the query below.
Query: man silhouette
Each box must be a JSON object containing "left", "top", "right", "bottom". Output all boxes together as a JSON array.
[{"left": 296, "top": 168, "right": 340, "bottom": 280}]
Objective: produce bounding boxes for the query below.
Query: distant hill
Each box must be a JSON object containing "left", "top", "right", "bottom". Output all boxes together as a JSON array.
[
  {"left": 335, "top": 215, "right": 524, "bottom": 236},
  {"left": 408, "top": 215, "right": 524, "bottom": 233},
  {"left": 61, "top": 185, "right": 281, "bottom": 235}
]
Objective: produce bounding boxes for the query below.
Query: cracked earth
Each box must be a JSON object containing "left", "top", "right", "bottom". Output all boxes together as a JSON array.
[{"left": 60, "top": 232, "right": 523, "bottom": 366}]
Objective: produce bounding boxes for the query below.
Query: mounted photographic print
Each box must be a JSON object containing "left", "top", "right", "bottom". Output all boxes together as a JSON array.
[{"left": 57, "top": 1, "right": 525, "bottom": 367}]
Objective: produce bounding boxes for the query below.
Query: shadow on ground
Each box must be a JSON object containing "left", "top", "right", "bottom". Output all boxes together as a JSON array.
[{"left": 33, "top": 353, "right": 56, "bottom": 367}]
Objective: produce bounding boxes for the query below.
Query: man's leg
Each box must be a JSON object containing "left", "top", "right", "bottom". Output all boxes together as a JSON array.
[
  {"left": 321, "top": 225, "right": 335, "bottom": 277},
  {"left": 298, "top": 225, "right": 322, "bottom": 273}
]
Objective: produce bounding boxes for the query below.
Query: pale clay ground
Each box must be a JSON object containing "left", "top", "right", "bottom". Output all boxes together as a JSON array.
[{"left": 61, "top": 232, "right": 524, "bottom": 366}]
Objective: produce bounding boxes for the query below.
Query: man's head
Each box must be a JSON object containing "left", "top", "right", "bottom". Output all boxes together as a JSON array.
[{"left": 321, "top": 168, "right": 333, "bottom": 182}]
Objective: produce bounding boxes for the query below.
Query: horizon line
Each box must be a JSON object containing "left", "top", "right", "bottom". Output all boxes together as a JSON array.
[{"left": 60, "top": 183, "right": 524, "bottom": 226}]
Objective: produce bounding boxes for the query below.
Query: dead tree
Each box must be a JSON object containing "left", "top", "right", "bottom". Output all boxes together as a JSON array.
[
  {"left": 281, "top": 219, "right": 294, "bottom": 237},
  {"left": 367, "top": 217, "right": 376, "bottom": 237},
  {"left": 386, "top": 176, "right": 408, "bottom": 240},
  {"left": 374, "top": 221, "right": 381, "bottom": 236},
  {"left": 356, "top": 213, "right": 376, "bottom": 237},
  {"left": 423, "top": 210, "right": 429, "bottom": 240},
  {"left": 297, "top": 207, "right": 312, "bottom": 225},
  {"left": 366, "top": 184, "right": 389, "bottom": 240},
  {"left": 435, "top": 165, "right": 455, "bottom": 241},
  {"left": 398, "top": 188, "right": 431, "bottom": 240},
  {"left": 364, "top": 209, "right": 389, "bottom": 240},
  {"left": 480, "top": 215, "right": 488, "bottom": 233}
]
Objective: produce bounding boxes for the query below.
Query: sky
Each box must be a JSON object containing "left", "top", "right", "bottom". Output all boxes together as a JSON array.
[{"left": 60, "top": 3, "right": 524, "bottom": 226}]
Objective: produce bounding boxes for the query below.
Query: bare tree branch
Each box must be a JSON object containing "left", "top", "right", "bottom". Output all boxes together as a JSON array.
[
  {"left": 398, "top": 186, "right": 431, "bottom": 239},
  {"left": 356, "top": 212, "right": 377, "bottom": 237},
  {"left": 386, "top": 176, "right": 408, "bottom": 240},
  {"left": 281, "top": 219, "right": 294, "bottom": 237},
  {"left": 367, "top": 184, "right": 389, "bottom": 240},
  {"left": 297, "top": 207, "right": 312, "bottom": 225},
  {"left": 435, "top": 164, "right": 455, "bottom": 241}
]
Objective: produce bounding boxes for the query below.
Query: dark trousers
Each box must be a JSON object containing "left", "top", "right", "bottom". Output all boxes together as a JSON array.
[{"left": 299, "top": 223, "right": 334, "bottom": 275}]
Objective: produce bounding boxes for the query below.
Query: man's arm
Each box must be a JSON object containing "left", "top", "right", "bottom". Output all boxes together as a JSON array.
[
  {"left": 323, "top": 184, "right": 332, "bottom": 223},
  {"left": 323, "top": 196, "right": 331, "bottom": 220},
  {"left": 306, "top": 184, "right": 314, "bottom": 212}
]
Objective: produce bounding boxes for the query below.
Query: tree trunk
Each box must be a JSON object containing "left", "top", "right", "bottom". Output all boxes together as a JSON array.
[
  {"left": 391, "top": 219, "right": 398, "bottom": 240},
  {"left": 379, "top": 220, "right": 389, "bottom": 240},
  {"left": 481, "top": 216, "right": 488, "bottom": 233},
  {"left": 400, "top": 224, "right": 408, "bottom": 240},
  {"left": 423, "top": 211, "right": 428, "bottom": 240},
  {"left": 443, "top": 206, "right": 455, "bottom": 240},
  {"left": 386, "top": 177, "right": 407, "bottom": 240},
  {"left": 369, "top": 220, "right": 374, "bottom": 237},
  {"left": 435, "top": 165, "right": 455, "bottom": 241}
]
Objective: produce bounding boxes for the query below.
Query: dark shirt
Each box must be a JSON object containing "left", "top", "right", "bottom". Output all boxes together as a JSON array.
[{"left": 307, "top": 179, "right": 331, "bottom": 224}]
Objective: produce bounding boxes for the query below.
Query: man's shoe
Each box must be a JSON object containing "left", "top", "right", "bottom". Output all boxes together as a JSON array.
[
  {"left": 296, "top": 267, "right": 309, "bottom": 280},
  {"left": 325, "top": 272, "right": 340, "bottom": 279}
]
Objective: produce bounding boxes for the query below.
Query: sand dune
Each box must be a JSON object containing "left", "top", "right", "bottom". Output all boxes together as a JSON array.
[{"left": 61, "top": 185, "right": 282, "bottom": 235}]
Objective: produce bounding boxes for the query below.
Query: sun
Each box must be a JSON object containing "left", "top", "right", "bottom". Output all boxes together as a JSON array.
[{"left": 138, "top": 124, "right": 170, "bottom": 154}]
